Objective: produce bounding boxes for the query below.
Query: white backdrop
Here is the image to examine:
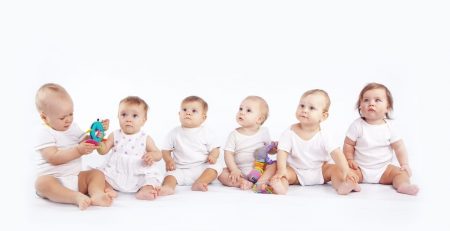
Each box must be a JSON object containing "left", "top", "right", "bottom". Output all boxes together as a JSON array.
[{"left": 1, "top": 0, "right": 449, "bottom": 230}]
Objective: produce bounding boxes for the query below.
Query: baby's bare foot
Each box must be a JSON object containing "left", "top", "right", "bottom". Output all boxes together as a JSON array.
[
  {"left": 337, "top": 181, "right": 360, "bottom": 195},
  {"left": 191, "top": 182, "right": 208, "bottom": 192},
  {"left": 136, "top": 187, "right": 158, "bottom": 200},
  {"left": 158, "top": 186, "right": 175, "bottom": 196},
  {"left": 75, "top": 193, "right": 91, "bottom": 210},
  {"left": 105, "top": 187, "right": 118, "bottom": 198},
  {"left": 239, "top": 179, "right": 254, "bottom": 190},
  {"left": 90, "top": 192, "right": 113, "bottom": 207},
  {"left": 397, "top": 184, "right": 419, "bottom": 196},
  {"left": 270, "top": 178, "right": 288, "bottom": 195}
]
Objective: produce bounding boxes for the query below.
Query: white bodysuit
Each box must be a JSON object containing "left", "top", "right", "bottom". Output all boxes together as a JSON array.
[
  {"left": 34, "top": 123, "right": 85, "bottom": 191},
  {"left": 100, "top": 129, "right": 161, "bottom": 192},
  {"left": 278, "top": 127, "right": 338, "bottom": 186},
  {"left": 161, "top": 126, "right": 223, "bottom": 185},
  {"left": 223, "top": 127, "right": 271, "bottom": 175},
  {"left": 346, "top": 118, "right": 401, "bottom": 183}
]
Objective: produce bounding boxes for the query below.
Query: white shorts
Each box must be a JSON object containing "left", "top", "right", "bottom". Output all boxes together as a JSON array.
[
  {"left": 167, "top": 163, "right": 223, "bottom": 186},
  {"left": 58, "top": 175, "right": 79, "bottom": 191},
  {"left": 359, "top": 164, "right": 389, "bottom": 184},
  {"left": 291, "top": 167, "right": 324, "bottom": 186}
]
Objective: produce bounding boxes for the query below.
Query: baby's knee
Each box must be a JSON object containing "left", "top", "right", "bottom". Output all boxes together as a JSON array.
[{"left": 35, "top": 175, "right": 55, "bottom": 194}]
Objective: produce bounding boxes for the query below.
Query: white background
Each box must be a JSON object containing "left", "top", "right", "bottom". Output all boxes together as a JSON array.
[{"left": 1, "top": 0, "right": 449, "bottom": 230}]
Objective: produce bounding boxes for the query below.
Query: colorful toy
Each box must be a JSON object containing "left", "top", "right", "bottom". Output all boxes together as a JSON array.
[
  {"left": 247, "top": 141, "right": 277, "bottom": 194},
  {"left": 247, "top": 141, "right": 277, "bottom": 183},
  {"left": 85, "top": 119, "right": 105, "bottom": 145}
]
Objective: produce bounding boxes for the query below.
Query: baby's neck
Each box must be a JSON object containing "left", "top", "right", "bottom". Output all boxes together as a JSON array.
[{"left": 237, "top": 125, "right": 260, "bottom": 135}]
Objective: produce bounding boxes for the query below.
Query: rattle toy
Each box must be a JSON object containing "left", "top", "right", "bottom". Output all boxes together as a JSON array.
[{"left": 85, "top": 119, "right": 105, "bottom": 145}]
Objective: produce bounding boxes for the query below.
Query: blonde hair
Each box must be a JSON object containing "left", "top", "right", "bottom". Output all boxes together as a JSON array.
[
  {"left": 35, "top": 83, "right": 71, "bottom": 113},
  {"left": 301, "top": 89, "right": 331, "bottom": 112},
  {"left": 181, "top": 96, "right": 208, "bottom": 113},
  {"left": 356, "top": 82, "right": 393, "bottom": 119},
  {"left": 120, "top": 96, "right": 149, "bottom": 115},
  {"left": 244, "top": 95, "right": 269, "bottom": 125}
]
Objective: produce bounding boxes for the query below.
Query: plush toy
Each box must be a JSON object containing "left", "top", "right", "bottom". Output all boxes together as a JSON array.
[
  {"left": 247, "top": 141, "right": 277, "bottom": 183},
  {"left": 85, "top": 119, "right": 105, "bottom": 145}
]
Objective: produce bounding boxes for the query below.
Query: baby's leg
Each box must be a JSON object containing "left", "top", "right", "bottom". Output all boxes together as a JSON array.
[
  {"left": 380, "top": 165, "right": 419, "bottom": 196},
  {"left": 159, "top": 175, "right": 177, "bottom": 196},
  {"left": 136, "top": 185, "right": 158, "bottom": 200},
  {"left": 78, "top": 170, "right": 113, "bottom": 207},
  {"left": 35, "top": 175, "right": 91, "bottom": 210},
  {"left": 323, "top": 164, "right": 360, "bottom": 195},
  {"left": 218, "top": 168, "right": 241, "bottom": 187},
  {"left": 192, "top": 168, "right": 218, "bottom": 192},
  {"left": 270, "top": 166, "right": 298, "bottom": 195},
  {"left": 253, "top": 164, "right": 276, "bottom": 192}
]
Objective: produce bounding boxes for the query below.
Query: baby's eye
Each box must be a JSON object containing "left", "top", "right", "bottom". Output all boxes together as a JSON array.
[
  {"left": 309, "top": 106, "right": 316, "bottom": 110},
  {"left": 299, "top": 104, "right": 305, "bottom": 108},
  {"left": 192, "top": 109, "right": 197, "bottom": 113},
  {"left": 246, "top": 109, "right": 252, "bottom": 113},
  {"left": 239, "top": 107, "right": 243, "bottom": 111},
  {"left": 59, "top": 117, "right": 65, "bottom": 120},
  {"left": 133, "top": 114, "right": 138, "bottom": 118},
  {"left": 121, "top": 113, "right": 127, "bottom": 117},
  {"left": 363, "top": 98, "right": 369, "bottom": 102},
  {"left": 376, "top": 99, "right": 382, "bottom": 102},
  {"left": 182, "top": 108, "right": 187, "bottom": 112}
]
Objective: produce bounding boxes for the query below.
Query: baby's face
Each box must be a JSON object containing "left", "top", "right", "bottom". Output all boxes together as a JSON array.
[
  {"left": 296, "top": 93, "right": 327, "bottom": 125},
  {"left": 359, "top": 88, "right": 390, "bottom": 124},
  {"left": 236, "top": 99, "right": 263, "bottom": 128},
  {"left": 118, "top": 103, "right": 147, "bottom": 135},
  {"left": 179, "top": 101, "right": 206, "bottom": 128},
  {"left": 42, "top": 97, "right": 74, "bottom": 131}
]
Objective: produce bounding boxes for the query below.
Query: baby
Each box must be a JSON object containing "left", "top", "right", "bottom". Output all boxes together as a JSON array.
[
  {"left": 97, "top": 96, "right": 163, "bottom": 200},
  {"left": 159, "top": 96, "right": 222, "bottom": 195},
  {"left": 34, "top": 83, "right": 113, "bottom": 210}
]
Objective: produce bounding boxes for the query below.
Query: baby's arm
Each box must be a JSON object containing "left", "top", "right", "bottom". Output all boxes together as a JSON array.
[
  {"left": 142, "top": 136, "right": 162, "bottom": 166},
  {"left": 391, "top": 140, "right": 412, "bottom": 176},
  {"left": 39, "top": 142, "right": 97, "bottom": 165},
  {"left": 162, "top": 150, "right": 175, "bottom": 171},
  {"left": 97, "top": 133, "right": 115, "bottom": 155},
  {"left": 224, "top": 150, "right": 243, "bottom": 183},
  {"left": 330, "top": 148, "right": 358, "bottom": 183},
  {"left": 343, "top": 137, "right": 358, "bottom": 170},
  {"left": 207, "top": 147, "right": 220, "bottom": 164},
  {"left": 272, "top": 150, "right": 288, "bottom": 179}
]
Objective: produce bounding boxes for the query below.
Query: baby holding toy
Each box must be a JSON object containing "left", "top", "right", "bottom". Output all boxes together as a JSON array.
[
  {"left": 343, "top": 83, "right": 419, "bottom": 195},
  {"left": 158, "top": 96, "right": 222, "bottom": 195},
  {"left": 267, "top": 89, "right": 360, "bottom": 195},
  {"left": 218, "top": 96, "right": 275, "bottom": 190},
  {"left": 97, "top": 96, "right": 163, "bottom": 200},
  {"left": 34, "top": 83, "right": 113, "bottom": 210}
]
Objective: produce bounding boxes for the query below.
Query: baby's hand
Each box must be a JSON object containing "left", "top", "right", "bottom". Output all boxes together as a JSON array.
[
  {"left": 207, "top": 153, "right": 218, "bottom": 164},
  {"left": 102, "top": 119, "right": 110, "bottom": 131},
  {"left": 165, "top": 158, "right": 176, "bottom": 171},
  {"left": 77, "top": 142, "right": 98, "bottom": 155},
  {"left": 229, "top": 169, "right": 242, "bottom": 184},
  {"left": 400, "top": 164, "right": 412, "bottom": 176},
  {"left": 272, "top": 169, "right": 287, "bottom": 180},
  {"left": 142, "top": 152, "right": 154, "bottom": 166},
  {"left": 348, "top": 159, "right": 359, "bottom": 170}
]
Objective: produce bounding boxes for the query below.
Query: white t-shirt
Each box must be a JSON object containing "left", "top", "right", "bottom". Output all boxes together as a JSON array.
[
  {"left": 34, "top": 123, "right": 85, "bottom": 177},
  {"left": 224, "top": 127, "right": 271, "bottom": 171},
  {"left": 161, "top": 126, "right": 220, "bottom": 169},
  {"left": 346, "top": 118, "right": 401, "bottom": 169},
  {"left": 278, "top": 127, "right": 338, "bottom": 170}
]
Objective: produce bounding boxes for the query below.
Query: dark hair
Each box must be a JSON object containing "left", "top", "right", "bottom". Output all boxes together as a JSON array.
[{"left": 356, "top": 82, "right": 393, "bottom": 119}]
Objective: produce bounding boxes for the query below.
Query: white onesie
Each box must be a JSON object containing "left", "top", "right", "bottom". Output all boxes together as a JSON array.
[
  {"left": 161, "top": 126, "right": 223, "bottom": 185},
  {"left": 346, "top": 118, "right": 401, "bottom": 183},
  {"left": 278, "top": 127, "right": 338, "bottom": 186},
  {"left": 223, "top": 127, "right": 271, "bottom": 175},
  {"left": 100, "top": 129, "right": 161, "bottom": 192},
  {"left": 34, "top": 123, "right": 85, "bottom": 191}
]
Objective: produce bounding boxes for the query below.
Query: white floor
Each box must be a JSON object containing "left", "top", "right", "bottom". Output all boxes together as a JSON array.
[{"left": 23, "top": 182, "right": 446, "bottom": 231}]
